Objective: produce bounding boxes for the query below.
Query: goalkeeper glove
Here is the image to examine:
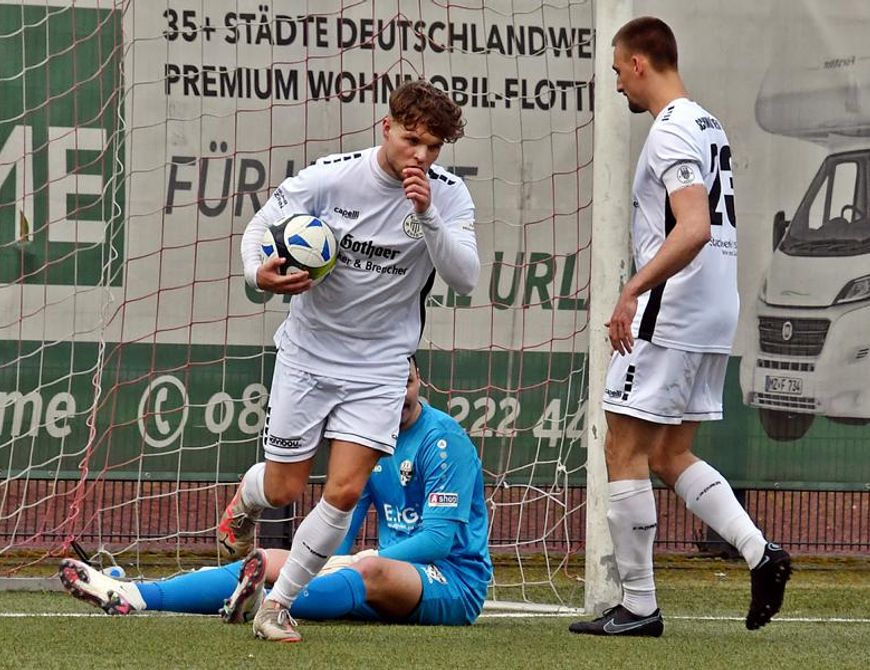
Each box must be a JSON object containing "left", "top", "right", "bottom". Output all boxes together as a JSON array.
[{"left": 316, "top": 549, "right": 379, "bottom": 577}]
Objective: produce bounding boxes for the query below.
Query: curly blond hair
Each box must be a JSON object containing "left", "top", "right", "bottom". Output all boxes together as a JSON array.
[{"left": 389, "top": 79, "right": 465, "bottom": 143}]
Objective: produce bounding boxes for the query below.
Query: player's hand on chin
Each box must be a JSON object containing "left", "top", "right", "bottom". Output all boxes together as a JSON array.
[
  {"left": 257, "top": 257, "right": 313, "bottom": 295},
  {"left": 402, "top": 166, "right": 431, "bottom": 214}
]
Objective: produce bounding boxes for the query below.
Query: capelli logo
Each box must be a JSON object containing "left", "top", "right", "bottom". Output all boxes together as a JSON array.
[{"left": 333, "top": 206, "right": 359, "bottom": 219}]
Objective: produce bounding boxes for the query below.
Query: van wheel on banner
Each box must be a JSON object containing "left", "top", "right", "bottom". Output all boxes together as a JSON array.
[{"left": 758, "top": 409, "right": 814, "bottom": 442}]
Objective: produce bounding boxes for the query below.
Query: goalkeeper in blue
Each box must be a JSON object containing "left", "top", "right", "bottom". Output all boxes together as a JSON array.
[{"left": 59, "top": 358, "right": 493, "bottom": 631}]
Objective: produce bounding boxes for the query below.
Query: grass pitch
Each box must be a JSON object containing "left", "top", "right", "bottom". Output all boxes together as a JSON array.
[{"left": 1, "top": 556, "right": 868, "bottom": 670}]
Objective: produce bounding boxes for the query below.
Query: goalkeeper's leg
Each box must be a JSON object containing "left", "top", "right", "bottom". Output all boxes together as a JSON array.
[
  {"left": 289, "top": 556, "right": 420, "bottom": 621},
  {"left": 60, "top": 559, "right": 243, "bottom": 615},
  {"left": 290, "top": 557, "right": 483, "bottom": 626}
]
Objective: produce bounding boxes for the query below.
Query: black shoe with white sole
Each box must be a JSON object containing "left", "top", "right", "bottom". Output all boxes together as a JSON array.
[{"left": 569, "top": 604, "right": 664, "bottom": 637}]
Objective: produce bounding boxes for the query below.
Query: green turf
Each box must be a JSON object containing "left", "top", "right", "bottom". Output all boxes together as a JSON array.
[{"left": 2, "top": 558, "right": 869, "bottom": 670}]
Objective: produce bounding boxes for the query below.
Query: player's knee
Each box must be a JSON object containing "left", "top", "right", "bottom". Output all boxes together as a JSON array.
[
  {"left": 323, "top": 481, "right": 364, "bottom": 511},
  {"left": 648, "top": 450, "right": 688, "bottom": 488},
  {"left": 647, "top": 448, "right": 668, "bottom": 480},
  {"left": 353, "top": 557, "right": 389, "bottom": 589},
  {"left": 263, "top": 479, "right": 304, "bottom": 507}
]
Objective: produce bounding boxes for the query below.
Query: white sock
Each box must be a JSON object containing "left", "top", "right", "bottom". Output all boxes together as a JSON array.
[
  {"left": 239, "top": 462, "right": 270, "bottom": 510},
  {"left": 674, "top": 460, "right": 766, "bottom": 569},
  {"left": 267, "top": 498, "right": 353, "bottom": 607},
  {"left": 607, "top": 479, "right": 658, "bottom": 616}
]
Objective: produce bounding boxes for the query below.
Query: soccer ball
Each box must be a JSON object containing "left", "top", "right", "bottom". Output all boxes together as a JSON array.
[{"left": 261, "top": 214, "right": 338, "bottom": 286}]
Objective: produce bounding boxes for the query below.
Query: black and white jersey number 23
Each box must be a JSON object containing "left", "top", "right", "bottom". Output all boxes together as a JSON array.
[{"left": 708, "top": 143, "right": 736, "bottom": 228}]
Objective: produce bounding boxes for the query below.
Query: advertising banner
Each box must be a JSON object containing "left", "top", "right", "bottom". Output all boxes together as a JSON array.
[{"left": 1, "top": 0, "right": 867, "bottom": 488}]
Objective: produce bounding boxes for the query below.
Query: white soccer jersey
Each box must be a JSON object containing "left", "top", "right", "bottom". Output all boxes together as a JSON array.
[
  {"left": 241, "top": 147, "right": 478, "bottom": 384},
  {"left": 631, "top": 97, "right": 739, "bottom": 354}
]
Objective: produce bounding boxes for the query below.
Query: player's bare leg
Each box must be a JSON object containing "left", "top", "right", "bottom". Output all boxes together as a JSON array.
[
  {"left": 218, "top": 459, "right": 314, "bottom": 559},
  {"left": 254, "top": 441, "right": 381, "bottom": 642},
  {"left": 572, "top": 413, "right": 664, "bottom": 636},
  {"left": 651, "top": 421, "right": 791, "bottom": 629},
  {"left": 353, "top": 557, "right": 422, "bottom": 619}
]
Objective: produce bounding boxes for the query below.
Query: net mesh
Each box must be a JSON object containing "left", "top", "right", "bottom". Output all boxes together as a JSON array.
[{"left": 0, "top": 0, "right": 594, "bottom": 608}]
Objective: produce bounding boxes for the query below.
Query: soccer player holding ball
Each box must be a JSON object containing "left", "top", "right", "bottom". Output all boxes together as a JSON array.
[
  {"left": 60, "top": 358, "right": 492, "bottom": 628},
  {"left": 225, "top": 80, "right": 479, "bottom": 641}
]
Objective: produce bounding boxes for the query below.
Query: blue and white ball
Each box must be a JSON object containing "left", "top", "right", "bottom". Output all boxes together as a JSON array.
[{"left": 261, "top": 214, "right": 338, "bottom": 286}]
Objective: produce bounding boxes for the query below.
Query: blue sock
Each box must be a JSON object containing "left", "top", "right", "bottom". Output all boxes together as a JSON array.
[
  {"left": 289, "top": 568, "right": 368, "bottom": 620},
  {"left": 137, "top": 562, "right": 242, "bottom": 614}
]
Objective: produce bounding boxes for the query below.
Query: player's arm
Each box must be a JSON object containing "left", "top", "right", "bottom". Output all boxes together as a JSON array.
[
  {"left": 626, "top": 183, "right": 711, "bottom": 293},
  {"left": 241, "top": 210, "right": 312, "bottom": 295},
  {"left": 608, "top": 122, "right": 712, "bottom": 354},
  {"left": 240, "top": 167, "right": 322, "bottom": 294},
  {"left": 377, "top": 518, "right": 459, "bottom": 563},
  {"left": 403, "top": 168, "right": 480, "bottom": 295},
  {"left": 608, "top": 182, "right": 710, "bottom": 354}
]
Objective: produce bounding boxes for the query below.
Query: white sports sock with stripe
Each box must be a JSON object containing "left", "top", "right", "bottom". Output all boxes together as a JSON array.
[
  {"left": 267, "top": 498, "right": 353, "bottom": 607},
  {"left": 239, "top": 462, "right": 270, "bottom": 510},
  {"left": 675, "top": 460, "right": 766, "bottom": 569},
  {"left": 608, "top": 479, "right": 659, "bottom": 617}
]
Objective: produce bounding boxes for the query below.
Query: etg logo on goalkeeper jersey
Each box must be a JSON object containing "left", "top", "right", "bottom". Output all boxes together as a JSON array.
[{"left": 428, "top": 492, "right": 459, "bottom": 507}]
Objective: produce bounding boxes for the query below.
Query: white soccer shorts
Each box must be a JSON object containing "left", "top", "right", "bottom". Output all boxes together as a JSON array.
[
  {"left": 263, "top": 359, "right": 405, "bottom": 463},
  {"left": 602, "top": 339, "right": 727, "bottom": 424}
]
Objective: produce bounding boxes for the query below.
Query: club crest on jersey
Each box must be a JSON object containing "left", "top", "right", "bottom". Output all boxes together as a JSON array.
[
  {"left": 402, "top": 213, "right": 424, "bottom": 239},
  {"left": 428, "top": 492, "right": 458, "bottom": 507},
  {"left": 676, "top": 164, "right": 695, "bottom": 184},
  {"left": 399, "top": 459, "right": 414, "bottom": 486}
]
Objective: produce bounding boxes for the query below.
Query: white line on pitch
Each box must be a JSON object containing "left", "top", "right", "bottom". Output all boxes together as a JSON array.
[
  {"left": 0, "top": 612, "right": 208, "bottom": 618},
  {"left": 3, "top": 612, "right": 870, "bottom": 624},
  {"left": 480, "top": 613, "right": 870, "bottom": 623},
  {"left": 671, "top": 615, "right": 870, "bottom": 624}
]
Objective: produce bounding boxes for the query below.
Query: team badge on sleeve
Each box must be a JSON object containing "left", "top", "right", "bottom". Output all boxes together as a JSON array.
[
  {"left": 662, "top": 161, "right": 703, "bottom": 193},
  {"left": 676, "top": 164, "right": 695, "bottom": 183}
]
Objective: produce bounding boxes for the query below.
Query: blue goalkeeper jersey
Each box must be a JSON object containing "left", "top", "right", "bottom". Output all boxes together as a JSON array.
[{"left": 358, "top": 403, "right": 492, "bottom": 589}]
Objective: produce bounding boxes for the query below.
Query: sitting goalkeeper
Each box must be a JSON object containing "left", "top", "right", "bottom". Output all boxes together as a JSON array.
[{"left": 60, "top": 356, "right": 493, "bottom": 627}]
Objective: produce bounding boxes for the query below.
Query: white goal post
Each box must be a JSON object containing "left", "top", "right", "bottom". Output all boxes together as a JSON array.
[{"left": 583, "top": 0, "right": 632, "bottom": 615}]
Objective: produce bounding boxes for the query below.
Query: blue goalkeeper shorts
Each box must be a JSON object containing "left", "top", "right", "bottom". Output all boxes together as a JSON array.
[{"left": 349, "top": 560, "right": 486, "bottom": 626}]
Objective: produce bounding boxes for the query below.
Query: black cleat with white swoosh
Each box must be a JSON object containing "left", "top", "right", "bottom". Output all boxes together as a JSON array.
[
  {"left": 569, "top": 604, "right": 664, "bottom": 637},
  {"left": 746, "top": 542, "right": 792, "bottom": 630}
]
